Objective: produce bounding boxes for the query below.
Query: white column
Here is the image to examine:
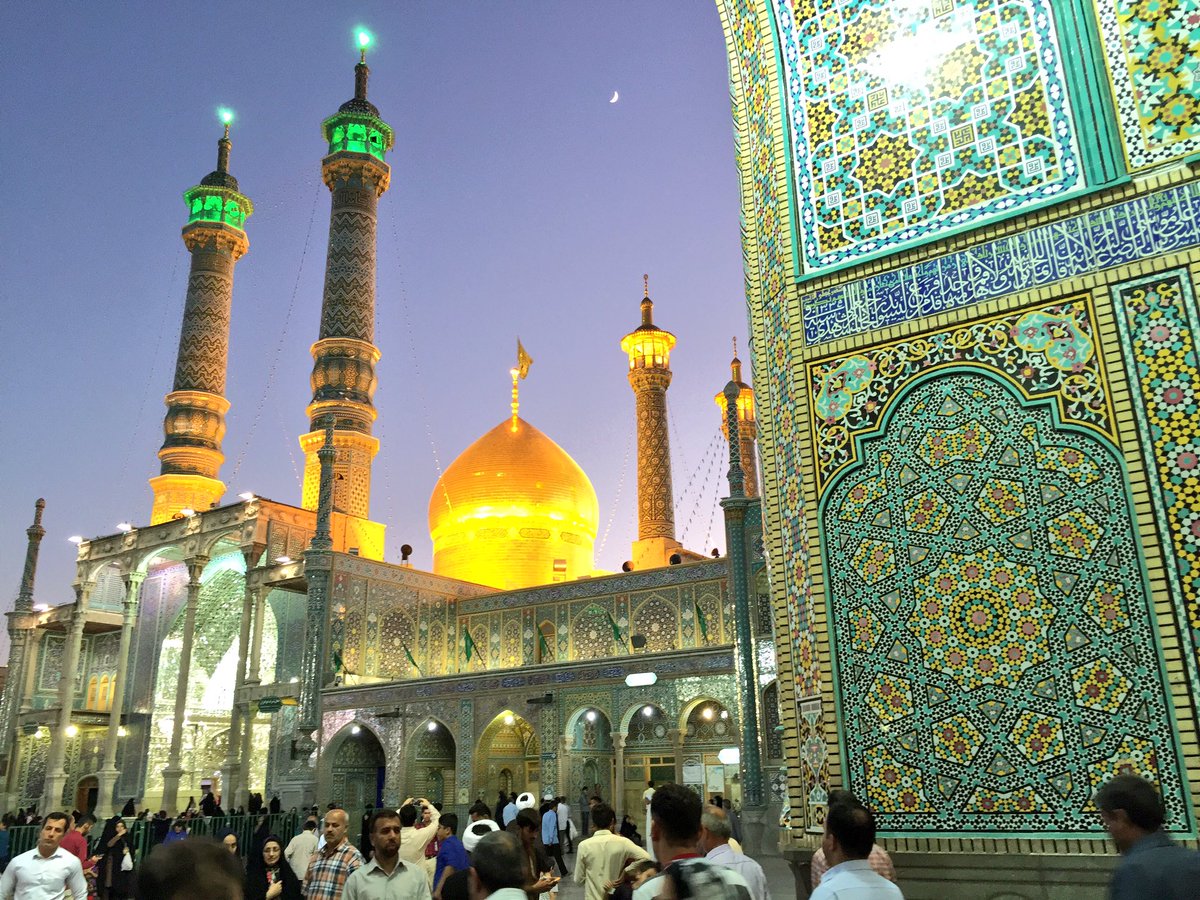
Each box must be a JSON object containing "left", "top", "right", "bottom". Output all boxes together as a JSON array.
[
  {"left": 96, "top": 572, "right": 144, "bottom": 816},
  {"left": 161, "top": 557, "right": 207, "bottom": 813}
]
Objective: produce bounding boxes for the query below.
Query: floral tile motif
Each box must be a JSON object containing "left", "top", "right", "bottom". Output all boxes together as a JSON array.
[
  {"left": 822, "top": 371, "right": 1190, "bottom": 833},
  {"left": 1094, "top": 0, "right": 1200, "bottom": 168},
  {"left": 772, "top": 0, "right": 1083, "bottom": 270},
  {"left": 808, "top": 296, "right": 1114, "bottom": 494},
  {"left": 1113, "top": 269, "right": 1200, "bottom": 711}
]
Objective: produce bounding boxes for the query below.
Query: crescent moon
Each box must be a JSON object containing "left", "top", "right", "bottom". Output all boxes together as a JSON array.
[{"left": 610, "top": 91, "right": 619, "bottom": 103}]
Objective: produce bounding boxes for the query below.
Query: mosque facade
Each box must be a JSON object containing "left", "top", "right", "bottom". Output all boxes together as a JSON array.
[
  {"left": 0, "top": 48, "right": 784, "bottom": 848},
  {"left": 717, "top": 0, "right": 1200, "bottom": 893}
]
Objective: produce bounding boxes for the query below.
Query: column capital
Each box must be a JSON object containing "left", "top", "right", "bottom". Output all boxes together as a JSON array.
[
  {"left": 122, "top": 570, "right": 146, "bottom": 592},
  {"left": 185, "top": 556, "right": 210, "bottom": 585},
  {"left": 240, "top": 542, "right": 266, "bottom": 570},
  {"left": 611, "top": 733, "right": 627, "bottom": 750}
]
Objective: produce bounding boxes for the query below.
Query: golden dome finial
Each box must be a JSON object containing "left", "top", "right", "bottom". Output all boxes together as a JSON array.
[
  {"left": 510, "top": 367, "right": 520, "bottom": 431},
  {"left": 731, "top": 336, "right": 742, "bottom": 382},
  {"left": 643, "top": 273, "right": 649, "bottom": 299}
]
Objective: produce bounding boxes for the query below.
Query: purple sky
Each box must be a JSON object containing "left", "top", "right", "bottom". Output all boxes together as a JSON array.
[{"left": 0, "top": 3, "right": 747, "bottom": 633}]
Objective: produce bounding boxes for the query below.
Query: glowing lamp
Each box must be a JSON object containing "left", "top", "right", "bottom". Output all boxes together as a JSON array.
[
  {"left": 218, "top": 108, "right": 234, "bottom": 126},
  {"left": 351, "top": 724, "right": 362, "bottom": 735},
  {"left": 238, "top": 492, "right": 255, "bottom": 501},
  {"left": 504, "top": 714, "right": 515, "bottom": 726},
  {"left": 720, "top": 710, "right": 729, "bottom": 720},
  {"left": 180, "top": 508, "right": 196, "bottom": 517},
  {"left": 585, "top": 710, "right": 597, "bottom": 722},
  {"left": 117, "top": 522, "right": 133, "bottom": 533},
  {"left": 357, "top": 29, "right": 373, "bottom": 49},
  {"left": 427, "top": 721, "right": 438, "bottom": 732},
  {"left": 717, "top": 747, "right": 741, "bottom": 765},
  {"left": 702, "top": 707, "right": 714, "bottom": 720},
  {"left": 34, "top": 604, "right": 51, "bottom": 613},
  {"left": 642, "top": 706, "right": 654, "bottom": 717},
  {"left": 625, "top": 672, "right": 657, "bottom": 687},
  {"left": 118, "top": 726, "right": 128, "bottom": 738},
  {"left": 65, "top": 725, "right": 79, "bottom": 738},
  {"left": 275, "top": 556, "right": 293, "bottom": 565}
]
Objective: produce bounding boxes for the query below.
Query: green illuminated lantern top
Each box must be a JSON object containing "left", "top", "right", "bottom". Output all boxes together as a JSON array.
[
  {"left": 322, "top": 35, "right": 394, "bottom": 161},
  {"left": 183, "top": 111, "right": 254, "bottom": 232}
]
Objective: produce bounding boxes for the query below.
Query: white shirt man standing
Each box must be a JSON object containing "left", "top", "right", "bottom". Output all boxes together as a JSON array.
[
  {"left": 397, "top": 798, "right": 441, "bottom": 867},
  {"left": 641, "top": 782, "right": 655, "bottom": 861},
  {"left": 699, "top": 806, "right": 769, "bottom": 900},
  {"left": 0, "top": 812, "right": 88, "bottom": 900},
  {"left": 811, "top": 804, "right": 903, "bottom": 900},
  {"left": 285, "top": 817, "right": 319, "bottom": 881}
]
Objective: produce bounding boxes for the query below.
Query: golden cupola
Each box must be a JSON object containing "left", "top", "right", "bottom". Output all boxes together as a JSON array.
[{"left": 429, "top": 415, "right": 600, "bottom": 591}]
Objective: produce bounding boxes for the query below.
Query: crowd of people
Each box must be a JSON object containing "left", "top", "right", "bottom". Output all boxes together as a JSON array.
[{"left": 2, "top": 772, "right": 1195, "bottom": 899}]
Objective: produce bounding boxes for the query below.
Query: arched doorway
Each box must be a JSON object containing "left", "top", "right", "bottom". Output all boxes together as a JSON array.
[
  {"left": 476, "top": 711, "right": 540, "bottom": 799},
  {"left": 565, "top": 708, "right": 613, "bottom": 812},
  {"left": 331, "top": 725, "right": 386, "bottom": 822},
  {"left": 75, "top": 776, "right": 99, "bottom": 815},
  {"left": 680, "top": 700, "right": 737, "bottom": 803},
  {"left": 620, "top": 703, "right": 674, "bottom": 821},
  {"left": 405, "top": 719, "right": 456, "bottom": 807}
]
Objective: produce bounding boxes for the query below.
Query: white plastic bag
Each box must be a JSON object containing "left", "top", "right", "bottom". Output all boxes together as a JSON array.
[{"left": 121, "top": 848, "right": 133, "bottom": 872}]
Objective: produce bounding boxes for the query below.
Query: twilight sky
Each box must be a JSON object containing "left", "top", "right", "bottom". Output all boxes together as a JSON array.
[{"left": 0, "top": 2, "right": 747, "bottom": 629}]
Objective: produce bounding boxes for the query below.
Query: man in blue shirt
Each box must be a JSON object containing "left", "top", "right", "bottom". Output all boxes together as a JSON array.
[
  {"left": 433, "top": 814, "right": 470, "bottom": 900},
  {"left": 502, "top": 794, "right": 519, "bottom": 827},
  {"left": 542, "top": 797, "right": 569, "bottom": 877},
  {"left": 1096, "top": 774, "right": 1200, "bottom": 900}
]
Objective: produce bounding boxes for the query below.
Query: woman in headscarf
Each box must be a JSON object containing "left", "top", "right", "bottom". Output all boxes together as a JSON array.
[
  {"left": 244, "top": 833, "right": 302, "bottom": 900},
  {"left": 95, "top": 815, "right": 135, "bottom": 899}
]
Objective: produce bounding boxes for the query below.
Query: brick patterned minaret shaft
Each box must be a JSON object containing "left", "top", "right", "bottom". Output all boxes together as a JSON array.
[
  {"left": 715, "top": 341, "right": 759, "bottom": 499},
  {"left": 621, "top": 277, "right": 683, "bottom": 569},
  {"left": 149, "top": 125, "right": 252, "bottom": 524},
  {"left": 298, "top": 51, "right": 393, "bottom": 546}
]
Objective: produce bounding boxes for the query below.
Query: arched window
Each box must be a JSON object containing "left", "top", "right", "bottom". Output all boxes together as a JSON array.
[
  {"left": 98, "top": 675, "right": 111, "bottom": 712},
  {"left": 104, "top": 675, "right": 116, "bottom": 712},
  {"left": 86, "top": 676, "right": 99, "bottom": 711}
]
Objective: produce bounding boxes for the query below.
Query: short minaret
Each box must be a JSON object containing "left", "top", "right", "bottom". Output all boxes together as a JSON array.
[
  {"left": 149, "top": 113, "right": 253, "bottom": 524},
  {"left": 297, "top": 34, "right": 393, "bottom": 561},
  {"left": 0, "top": 500, "right": 46, "bottom": 809},
  {"left": 714, "top": 339, "right": 759, "bottom": 498},
  {"left": 621, "top": 275, "right": 682, "bottom": 569}
]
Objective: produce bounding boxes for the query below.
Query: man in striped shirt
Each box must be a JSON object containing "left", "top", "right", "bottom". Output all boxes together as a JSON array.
[{"left": 304, "top": 808, "right": 365, "bottom": 900}]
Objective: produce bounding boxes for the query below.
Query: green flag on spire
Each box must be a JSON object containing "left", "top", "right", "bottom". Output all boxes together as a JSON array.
[
  {"left": 695, "top": 602, "right": 709, "bottom": 642},
  {"left": 538, "top": 629, "right": 552, "bottom": 661}
]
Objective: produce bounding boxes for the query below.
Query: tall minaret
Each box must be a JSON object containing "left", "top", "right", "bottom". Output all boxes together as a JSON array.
[
  {"left": 714, "top": 339, "right": 759, "bottom": 498},
  {"left": 297, "top": 33, "right": 392, "bottom": 560},
  {"left": 621, "top": 275, "right": 683, "bottom": 569},
  {"left": 149, "top": 113, "right": 253, "bottom": 524}
]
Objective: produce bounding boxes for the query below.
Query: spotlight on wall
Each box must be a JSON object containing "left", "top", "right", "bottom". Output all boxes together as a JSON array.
[
  {"left": 238, "top": 492, "right": 256, "bottom": 502},
  {"left": 642, "top": 706, "right": 654, "bottom": 717},
  {"left": 585, "top": 710, "right": 597, "bottom": 722},
  {"left": 720, "top": 710, "right": 729, "bottom": 720},
  {"left": 68, "top": 536, "right": 84, "bottom": 545},
  {"left": 117, "top": 523, "right": 133, "bottom": 533},
  {"left": 65, "top": 724, "right": 79, "bottom": 738},
  {"left": 351, "top": 724, "right": 362, "bottom": 735},
  {"left": 624, "top": 672, "right": 657, "bottom": 687},
  {"left": 276, "top": 556, "right": 293, "bottom": 565},
  {"left": 180, "top": 508, "right": 196, "bottom": 517},
  {"left": 669, "top": 554, "right": 682, "bottom": 565},
  {"left": 503, "top": 714, "right": 515, "bottom": 726},
  {"left": 702, "top": 707, "right": 714, "bottom": 720},
  {"left": 427, "top": 721, "right": 438, "bottom": 732},
  {"left": 118, "top": 726, "right": 128, "bottom": 738}
]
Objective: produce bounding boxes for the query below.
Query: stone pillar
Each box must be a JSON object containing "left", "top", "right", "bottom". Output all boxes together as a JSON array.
[
  {"left": 611, "top": 733, "right": 626, "bottom": 820},
  {"left": 96, "top": 571, "right": 144, "bottom": 816},
  {"left": 246, "top": 585, "right": 268, "bottom": 686},
  {"left": 42, "top": 582, "right": 92, "bottom": 810},
  {"left": 239, "top": 701, "right": 256, "bottom": 808},
  {"left": 162, "top": 556, "right": 208, "bottom": 813},
  {"left": 669, "top": 729, "right": 685, "bottom": 787},
  {"left": 221, "top": 548, "right": 263, "bottom": 805}
]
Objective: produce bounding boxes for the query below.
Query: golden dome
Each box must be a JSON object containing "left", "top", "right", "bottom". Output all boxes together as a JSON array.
[{"left": 429, "top": 416, "right": 600, "bottom": 590}]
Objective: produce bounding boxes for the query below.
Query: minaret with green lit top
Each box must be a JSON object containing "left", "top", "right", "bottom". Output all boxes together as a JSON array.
[
  {"left": 297, "top": 32, "right": 392, "bottom": 560},
  {"left": 149, "top": 112, "right": 253, "bottom": 525}
]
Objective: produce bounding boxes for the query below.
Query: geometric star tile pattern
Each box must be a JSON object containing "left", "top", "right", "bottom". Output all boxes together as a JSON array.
[
  {"left": 823, "top": 371, "right": 1190, "bottom": 834},
  {"left": 771, "top": 0, "right": 1083, "bottom": 269}
]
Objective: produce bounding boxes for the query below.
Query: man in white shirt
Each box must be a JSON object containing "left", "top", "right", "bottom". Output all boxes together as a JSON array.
[
  {"left": 641, "top": 782, "right": 655, "bottom": 861},
  {"left": 285, "top": 816, "right": 319, "bottom": 881},
  {"left": 699, "top": 805, "right": 769, "bottom": 900},
  {"left": 0, "top": 811, "right": 88, "bottom": 900},
  {"left": 344, "top": 809, "right": 432, "bottom": 900},
  {"left": 810, "top": 804, "right": 903, "bottom": 900},
  {"left": 397, "top": 797, "right": 441, "bottom": 866},
  {"left": 573, "top": 803, "right": 648, "bottom": 900},
  {"left": 556, "top": 796, "right": 572, "bottom": 853}
]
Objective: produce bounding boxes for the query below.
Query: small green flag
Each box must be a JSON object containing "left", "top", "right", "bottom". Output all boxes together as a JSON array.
[
  {"left": 605, "top": 611, "right": 624, "bottom": 645},
  {"left": 695, "top": 602, "right": 709, "bottom": 641},
  {"left": 332, "top": 649, "right": 345, "bottom": 673},
  {"left": 402, "top": 641, "right": 421, "bottom": 674},
  {"left": 538, "top": 629, "right": 552, "bottom": 660},
  {"left": 464, "top": 629, "right": 477, "bottom": 662}
]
